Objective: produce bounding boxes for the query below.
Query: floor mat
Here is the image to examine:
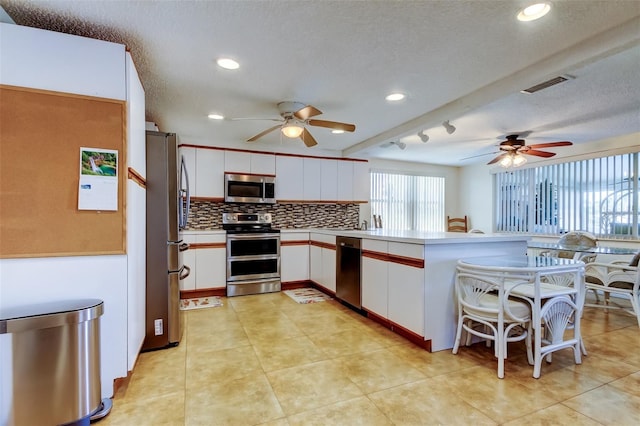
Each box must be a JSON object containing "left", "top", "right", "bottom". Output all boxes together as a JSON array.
[
  {"left": 284, "top": 288, "right": 332, "bottom": 304},
  {"left": 180, "top": 296, "right": 223, "bottom": 311}
]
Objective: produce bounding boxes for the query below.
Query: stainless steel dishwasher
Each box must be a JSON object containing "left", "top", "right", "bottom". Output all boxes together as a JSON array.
[{"left": 336, "top": 236, "right": 362, "bottom": 309}]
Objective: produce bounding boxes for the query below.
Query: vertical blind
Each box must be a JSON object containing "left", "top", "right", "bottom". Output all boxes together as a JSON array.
[
  {"left": 370, "top": 171, "right": 445, "bottom": 231},
  {"left": 495, "top": 152, "right": 639, "bottom": 239}
]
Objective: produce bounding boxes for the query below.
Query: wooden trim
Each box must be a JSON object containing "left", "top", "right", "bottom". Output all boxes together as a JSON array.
[
  {"left": 277, "top": 199, "right": 365, "bottom": 204},
  {"left": 178, "top": 143, "right": 368, "bottom": 163},
  {"left": 127, "top": 167, "right": 146, "bottom": 188},
  {"left": 364, "top": 309, "right": 431, "bottom": 352},
  {"left": 113, "top": 370, "right": 133, "bottom": 397},
  {"left": 224, "top": 171, "right": 276, "bottom": 177},
  {"left": 309, "top": 240, "right": 336, "bottom": 250},
  {"left": 309, "top": 281, "right": 336, "bottom": 297},
  {"left": 362, "top": 250, "right": 424, "bottom": 268},
  {"left": 191, "top": 196, "right": 225, "bottom": 202},
  {"left": 188, "top": 242, "right": 226, "bottom": 249},
  {"left": 281, "top": 240, "right": 309, "bottom": 246},
  {"left": 281, "top": 280, "right": 312, "bottom": 290},
  {"left": 180, "top": 287, "right": 226, "bottom": 299}
]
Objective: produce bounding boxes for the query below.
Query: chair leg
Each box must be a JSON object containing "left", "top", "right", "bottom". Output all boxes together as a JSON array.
[{"left": 452, "top": 315, "right": 464, "bottom": 354}]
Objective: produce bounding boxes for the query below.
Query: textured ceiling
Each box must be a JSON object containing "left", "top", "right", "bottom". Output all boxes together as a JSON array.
[{"left": 2, "top": 0, "right": 639, "bottom": 166}]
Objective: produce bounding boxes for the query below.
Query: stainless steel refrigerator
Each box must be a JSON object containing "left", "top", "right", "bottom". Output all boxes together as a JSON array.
[{"left": 143, "top": 131, "right": 191, "bottom": 351}]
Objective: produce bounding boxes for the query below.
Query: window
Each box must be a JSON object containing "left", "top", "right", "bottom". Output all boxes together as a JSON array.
[
  {"left": 496, "top": 152, "right": 639, "bottom": 239},
  {"left": 370, "top": 171, "right": 445, "bottom": 231}
]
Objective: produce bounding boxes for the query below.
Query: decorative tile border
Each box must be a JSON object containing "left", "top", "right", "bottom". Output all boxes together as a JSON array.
[{"left": 186, "top": 200, "right": 359, "bottom": 230}]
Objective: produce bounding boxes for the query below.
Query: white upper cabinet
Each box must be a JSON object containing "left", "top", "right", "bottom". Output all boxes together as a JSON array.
[
  {"left": 320, "top": 159, "right": 338, "bottom": 201},
  {"left": 224, "top": 151, "right": 251, "bottom": 173},
  {"left": 225, "top": 151, "right": 275, "bottom": 175},
  {"left": 353, "top": 160, "right": 370, "bottom": 202},
  {"left": 250, "top": 153, "right": 276, "bottom": 175},
  {"left": 337, "top": 161, "right": 353, "bottom": 201},
  {"left": 275, "top": 155, "right": 304, "bottom": 200},
  {"left": 303, "top": 157, "right": 322, "bottom": 201},
  {"left": 196, "top": 149, "right": 225, "bottom": 198}
]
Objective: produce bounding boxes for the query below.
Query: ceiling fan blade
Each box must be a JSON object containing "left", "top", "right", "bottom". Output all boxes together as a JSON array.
[
  {"left": 294, "top": 105, "right": 322, "bottom": 120},
  {"left": 487, "top": 153, "right": 507, "bottom": 165},
  {"left": 526, "top": 141, "right": 573, "bottom": 149},
  {"left": 522, "top": 149, "right": 556, "bottom": 158},
  {"left": 460, "top": 151, "right": 499, "bottom": 161},
  {"left": 247, "top": 124, "right": 281, "bottom": 142},
  {"left": 307, "top": 119, "right": 356, "bottom": 132},
  {"left": 230, "top": 117, "right": 282, "bottom": 122},
  {"left": 300, "top": 129, "right": 318, "bottom": 147}
]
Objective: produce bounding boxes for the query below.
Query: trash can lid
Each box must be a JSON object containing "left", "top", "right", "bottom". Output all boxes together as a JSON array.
[{"left": 0, "top": 299, "right": 103, "bottom": 334}]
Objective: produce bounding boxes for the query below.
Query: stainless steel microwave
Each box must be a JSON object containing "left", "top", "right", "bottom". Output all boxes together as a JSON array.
[{"left": 224, "top": 173, "right": 276, "bottom": 204}]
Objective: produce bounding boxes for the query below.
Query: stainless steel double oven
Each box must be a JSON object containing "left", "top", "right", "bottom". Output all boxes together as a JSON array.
[{"left": 223, "top": 212, "right": 281, "bottom": 297}]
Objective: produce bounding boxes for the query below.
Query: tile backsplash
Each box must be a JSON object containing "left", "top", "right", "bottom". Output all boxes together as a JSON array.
[{"left": 187, "top": 200, "right": 360, "bottom": 230}]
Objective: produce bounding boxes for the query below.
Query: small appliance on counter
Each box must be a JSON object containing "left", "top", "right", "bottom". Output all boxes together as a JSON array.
[{"left": 223, "top": 212, "right": 281, "bottom": 296}]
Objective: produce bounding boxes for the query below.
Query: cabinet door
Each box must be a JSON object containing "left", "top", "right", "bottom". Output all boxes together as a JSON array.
[
  {"left": 251, "top": 153, "right": 276, "bottom": 175},
  {"left": 196, "top": 148, "right": 224, "bottom": 198},
  {"left": 275, "top": 155, "right": 304, "bottom": 200},
  {"left": 281, "top": 244, "right": 310, "bottom": 282},
  {"left": 309, "top": 244, "right": 323, "bottom": 285},
  {"left": 387, "top": 242, "right": 424, "bottom": 336},
  {"left": 353, "top": 160, "right": 370, "bottom": 202},
  {"left": 361, "top": 239, "right": 388, "bottom": 317},
  {"left": 193, "top": 234, "right": 226, "bottom": 290},
  {"left": 337, "top": 161, "right": 353, "bottom": 201},
  {"left": 179, "top": 147, "right": 197, "bottom": 196},
  {"left": 180, "top": 234, "right": 197, "bottom": 291},
  {"left": 320, "top": 159, "right": 338, "bottom": 201},
  {"left": 322, "top": 247, "right": 337, "bottom": 293},
  {"left": 303, "top": 158, "right": 322, "bottom": 201},
  {"left": 224, "top": 151, "right": 251, "bottom": 173}
]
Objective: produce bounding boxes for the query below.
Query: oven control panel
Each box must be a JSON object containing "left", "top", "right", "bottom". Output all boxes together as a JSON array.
[{"left": 222, "top": 212, "right": 272, "bottom": 225}]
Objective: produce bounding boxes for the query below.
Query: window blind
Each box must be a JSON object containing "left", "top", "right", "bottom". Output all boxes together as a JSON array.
[{"left": 370, "top": 171, "right": 445, "bottom": 231}]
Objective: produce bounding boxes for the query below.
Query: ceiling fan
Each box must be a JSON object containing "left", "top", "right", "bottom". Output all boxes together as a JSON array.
[
  {"left": 240, "top": 101, "right": 355, "bottom": 148},
  {"left": 486, "top": 134, "right": 573, "bottom": 166}
]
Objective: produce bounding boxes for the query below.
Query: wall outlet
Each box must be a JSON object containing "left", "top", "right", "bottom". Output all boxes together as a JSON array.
[{"left": 154, "top": 319, "right": 163, "bottom": 336}]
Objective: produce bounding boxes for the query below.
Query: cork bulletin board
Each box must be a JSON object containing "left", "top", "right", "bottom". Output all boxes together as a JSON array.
[{"left": 0, "top": 85, "right": 126, "bottom": 258}]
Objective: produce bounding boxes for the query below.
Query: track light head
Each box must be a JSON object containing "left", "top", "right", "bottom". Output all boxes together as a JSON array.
[
  {"left": 418, "top": 130, "right": 429, "bottom": 143},
  {"left": 443, "top": 120, "right": 456, "bottom": 135}
]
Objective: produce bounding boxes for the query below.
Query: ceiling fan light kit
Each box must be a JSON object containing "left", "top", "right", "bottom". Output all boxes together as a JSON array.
[
  {"left": 244, "top": 101, "right": 355, "bottom": 148},
  {"left": 487, "top": 134, "right": 573, "bottom": 167}
]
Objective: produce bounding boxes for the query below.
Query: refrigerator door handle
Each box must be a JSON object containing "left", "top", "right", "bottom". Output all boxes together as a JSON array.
[
  {"left": 179, "top": 265, "right": 191, "bottom": 280},
  {"left": 179, "top": 155, "right": 190, "bottom": 230}
]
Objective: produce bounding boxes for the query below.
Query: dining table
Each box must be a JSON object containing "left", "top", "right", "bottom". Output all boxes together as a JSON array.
[
  {"left": 457, "top": 255, "right": 585, "bottom": 378},
  {"left": 528, "top": 241, "right": 638, "bottom": 258}
]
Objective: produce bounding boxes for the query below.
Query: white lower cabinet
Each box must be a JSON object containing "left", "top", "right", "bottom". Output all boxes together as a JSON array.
[
  {"left": 180, "top": 232, "right": 226, "bottom": 292},
  {"left": 309, "top": 233, "right": 336, "bottom": 292},
  {"left": 387, "top": 242, "right": 425, "bottom": 336},
  {"left": 280, "top": 232, "right": 310, "bottom": 282},
  {"left": 361, "top": 239, "right": 388, "bottom": 318}
]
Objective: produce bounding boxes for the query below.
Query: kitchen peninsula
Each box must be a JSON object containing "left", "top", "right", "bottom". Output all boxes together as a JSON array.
[{"left": 304, "top": 229, "right": 530, "bottom": 352}]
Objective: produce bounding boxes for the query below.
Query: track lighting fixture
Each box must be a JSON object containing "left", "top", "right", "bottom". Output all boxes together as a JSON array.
[
  {"left": 381, "top": 141, "right": 406, "bottom": 150},
  {"left": 443, "top": 120, "right": 456, "bottom": 135},
  {"left": 418, "top": 130, "right": 429, "bottom": 143}
]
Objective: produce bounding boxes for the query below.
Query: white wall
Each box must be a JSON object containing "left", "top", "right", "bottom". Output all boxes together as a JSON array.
[
  {"left": 359, "top": 158, "right": 460, "bottom": 229},
  {"left": 125, "top": 53, "right": 147, "bottom": 371},
  {"left": 0, "top": 23, "right": 132, "bottom": 403}
]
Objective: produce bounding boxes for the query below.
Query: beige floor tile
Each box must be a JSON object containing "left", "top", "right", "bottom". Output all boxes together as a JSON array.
[
  {"left": 566, "top": 352, "right": 639, "bottom": 383},
  {"left": 266, "top": 359, "right": 363, "bottom": 416},
  {"left": 388, "top": 343, "right": 484, "bottom": 377},
  {"left": 563, "top": 384, "right": 640, "bottom": 425},
  {"left": 427, "top": 366, "right": 559, "bottom": 423},
  {"left": 99, "top": 391, "right": 185, "bottom": 426},
  {"left": 252, "top": 335, "right": 328, "bottom": 372},
  {"left": 287, "top": 396, "right": 393, "bottom": 426},
  {"left": 290, "top": 311, "right": 358, "bottom": 335},
  {"left": 608, "top": 371, "right": 640, "bottom": 396},
  {"left": 185, "top": 345, "right": 263, "bottom": 390},
  {"left": 185, "top": 373, "right": 284, "bottom": 425},
  {"left": 337, "top": 348, "right": 426, "bottom": 393},
  {"left": 186, "top": 323, "right": 251, "bottom": 353},
  {"left": 307, "top": 327, "right": 386, "bottom": 358},
  {"left": 502, "top": 403, "right": 602, "bottom": 426},
  {"left": 122, "top": 347, "right": 186, "bottom": 401},
  {"left": 244, "top": 321, "right": 306, "bottom": 345},
  {"left": 510, "top": 365, "right": 605, "bottom": 401},
  {"left": 368, "top": 378, "right": 497, "bottom": 425}
]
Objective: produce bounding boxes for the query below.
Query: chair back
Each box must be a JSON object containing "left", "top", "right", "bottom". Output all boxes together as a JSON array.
[
  {"left": 447, "top": 215, "right": 468, "bottom": 232},
  {"left": 557, "top": 231, "right": 597, "bottom": 259}
]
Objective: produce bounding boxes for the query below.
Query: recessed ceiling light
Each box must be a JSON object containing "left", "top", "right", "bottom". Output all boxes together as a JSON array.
[
  {"left": 216, "top": 58, "right": 239, "bottom": 70},
  {"left": 208, "top": 113, "right": 224, "bottom": 120},
  {"left": 385, "top": 93, "right": 405, "bottom": 101},
  {"left": 331, "top": 129, "right": 345, "bottom": 134},
  {"left": 517, "top": 2, "right": 551, "bottom": 22}
]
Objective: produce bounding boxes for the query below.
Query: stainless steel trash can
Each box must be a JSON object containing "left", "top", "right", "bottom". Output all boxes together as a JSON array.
[{"left": 0, "top": 299, "right": 104, "bottom": 426}]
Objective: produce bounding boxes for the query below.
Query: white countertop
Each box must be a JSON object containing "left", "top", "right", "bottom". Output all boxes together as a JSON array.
[{"left": 181, "top": 228, "right": 530, "bottom": 245}]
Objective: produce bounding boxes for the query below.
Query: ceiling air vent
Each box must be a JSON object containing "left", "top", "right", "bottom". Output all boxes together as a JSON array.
[{"left": 520, "top": 75, "right": 573, "bottom": 94}]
